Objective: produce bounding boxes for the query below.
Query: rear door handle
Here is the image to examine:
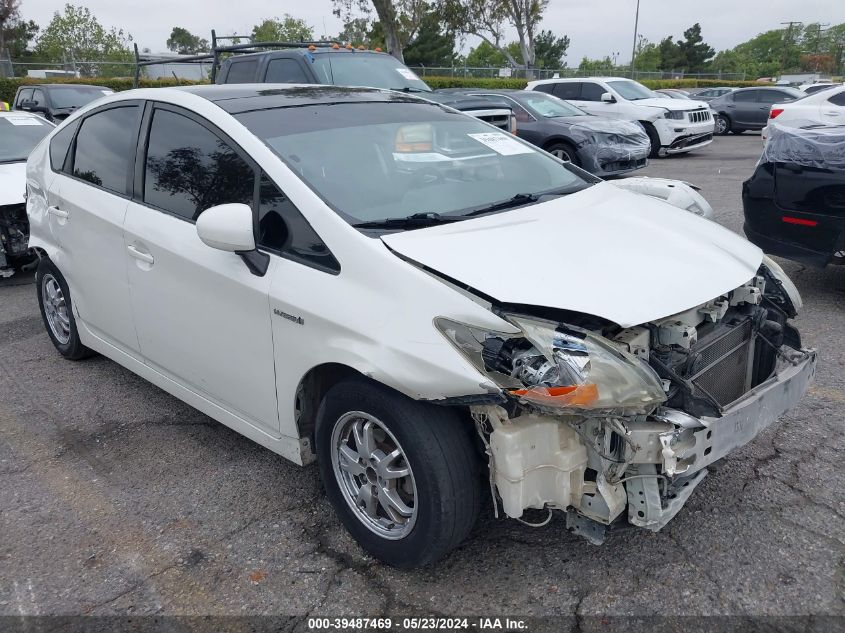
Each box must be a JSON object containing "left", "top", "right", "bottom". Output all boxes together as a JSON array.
[
  {"left": 823, "top": 110, "right": 840, "bottom": 116},
  {"left": 127, "top": 245, "right": 154, "bottom": 265},
  {"left": 48, "top": 206, "right": 68, "bottom": 219}
]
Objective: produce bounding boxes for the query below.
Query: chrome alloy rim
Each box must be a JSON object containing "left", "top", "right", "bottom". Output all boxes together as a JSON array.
[
  {"left": 330, "top": 412, "right": 418, "bottom": 540},
  {"left": 41, "top": 273, "right": 70, "bottom": 344},
  {"left": 716, "top": 117, "right": 728, "bottom": 134},
  {"left": 551, "top": 148, "right": 572, "bottom": 162}
]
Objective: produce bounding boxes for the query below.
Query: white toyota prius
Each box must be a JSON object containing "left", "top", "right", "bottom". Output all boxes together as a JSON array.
[{"left": 26, "top": 85, "right": 815, "bottom": 567}]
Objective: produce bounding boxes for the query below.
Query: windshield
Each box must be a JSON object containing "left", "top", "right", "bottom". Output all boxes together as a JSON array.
[
  {"left": 311, "top": 54, "right": 431, "bottom": 92},
  {"left": 607, "top": 80, "right": 657, "bottom": 101},
  {"left": 514, "top": 91, "right": 586, "bottom": 117},
  {"left": 0, "top": 115, "right": 53, "bottom": 162},
  {"left": 49, "top": 87, "right": 113, "bottom": 109},
  {"left": 236, "top": 101, "right": 592, "bottom": 227}
]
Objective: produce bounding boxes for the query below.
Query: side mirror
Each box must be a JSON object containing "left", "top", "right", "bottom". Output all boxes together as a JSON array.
[
  {"left": 601, "top": 92, "right": 615, "bottom": 103},
  {"left": 196, "top": 203, "right": 269, "bottom": 276}
]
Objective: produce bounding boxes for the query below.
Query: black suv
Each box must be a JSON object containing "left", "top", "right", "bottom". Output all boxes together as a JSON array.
[
  {"left": 214, "top": 44, "right": 515, "bottom": 132},
  {"left": 13, "top": 84, "right": 114, "bottom": 122}
]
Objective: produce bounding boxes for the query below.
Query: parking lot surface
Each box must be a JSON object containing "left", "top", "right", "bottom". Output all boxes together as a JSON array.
[{"left": 1, "top": 135, "right": 843, "bottom": 624}]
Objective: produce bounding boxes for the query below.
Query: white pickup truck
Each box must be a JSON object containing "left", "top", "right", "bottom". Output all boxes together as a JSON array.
[{"left": 526, "top": 77, "right": 715, "bottom": 158}]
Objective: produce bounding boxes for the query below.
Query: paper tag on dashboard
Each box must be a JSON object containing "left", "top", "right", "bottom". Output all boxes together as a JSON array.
[
  {"left": 467, "top": 132, "right": 533, "bottom": 156},
  {"left": 7, "top": 116, "right": 45, "bottom": 126},
  {"left": 396, "top": 67, "right": 419, "bottom": 81}
]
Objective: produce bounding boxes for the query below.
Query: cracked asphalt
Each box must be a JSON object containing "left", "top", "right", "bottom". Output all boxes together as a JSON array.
[{"left": 0, "top": 134, "right": 843, "bottom": 627}]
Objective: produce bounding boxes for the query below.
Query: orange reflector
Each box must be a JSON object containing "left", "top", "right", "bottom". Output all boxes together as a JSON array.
[
  {"left": 394, "top": 124, "right": 434, "bottom": 152},
  {"left": 308, "top": 45, "right": 316, "bottom": 51},
  {"left": 358, "top": 45, "right": 366, "bottom": 50},
  {"left": 375, "top": 47, "right": 382, "bottom": 52},
  {"left": 332, "top": 43, "right": 340, "bottom": 49},
  {"left": 509, "top": 384, "right": 599, "bottom": 407},
  {"left": 346, "top": 43, "right": 353, "bottom": 49}
]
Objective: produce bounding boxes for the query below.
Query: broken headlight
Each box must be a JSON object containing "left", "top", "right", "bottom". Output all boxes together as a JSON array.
[{"left": 435, "top": 315, "right": 666, "bottom": 414}]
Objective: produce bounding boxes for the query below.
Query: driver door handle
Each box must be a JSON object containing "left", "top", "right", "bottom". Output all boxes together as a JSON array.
[
  {"left": 127, "top": 245, "right": 154, "bottom": 265},
  {"left": 48, "top": 205, "right": 68, "bottom": 219}
]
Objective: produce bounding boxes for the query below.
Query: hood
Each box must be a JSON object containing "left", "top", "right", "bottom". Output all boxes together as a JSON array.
[
  {"left": 633, "top": 97, "right": 710, "bottom": 111},
  {"left": 426, "top": 91, "right": 512, "bottom": 113},
  {"left": 381, "top": 182, "right": 762, "bottom": 328},
  {"left": 0, "top": 162, "right": 27, "bottom": 206},
  {"left": 555, "top": 116, "right": 647, "bottom": 138}
]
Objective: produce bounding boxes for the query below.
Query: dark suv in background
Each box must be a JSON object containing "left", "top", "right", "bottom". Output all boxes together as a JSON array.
[
  {"left": 709, "top": 86, "right": 804, "bottom": 135},
  {"left": 13, "top": 84, "right": 114, "bottom": 122},
  {"left": 214, "top": 44, "right": 515, "bottom": 132}
]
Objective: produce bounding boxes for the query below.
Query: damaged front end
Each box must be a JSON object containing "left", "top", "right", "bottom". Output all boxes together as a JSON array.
[{"left": 436, "top": 257, "right": 816, "bottom": 544}]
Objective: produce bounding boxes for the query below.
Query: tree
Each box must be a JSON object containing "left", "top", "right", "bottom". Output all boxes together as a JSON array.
[
  {"left": 3, "top": 17, "right": 37, "bottom": 59},
  {"left": 403, "top": 11, "right": 455, "bottom": 66},
  {"left": 332, "top": 0, "right": 428, "bottom": 62},
  {"left": 0, "top": 0, "right": 20, "bottom": 58},
  {"left": 439, "top": 0, "right": 550, "bottom": 73},
  {"left": 336, "top": 17, "right": 372, "bottom": 45},
  {"left": 676, "top": 23, "right": 714, "bottom": 72},
  {"left": 533, "top": 29, "right": 568, "bottom": 69},
  {"left": 657, "top": 35, "right": 683, "bottom": 71},
  {"left": 633, "top": 36, "right": 660, "bottom": 71},
  {"left": 251, "top": 15, "right": 314, "bottom": 43},
  {"left": 166, "top": 27, "right": 208, "bottom": 54},
  {"left": 34, "top": 4, "right": 133, "bottom": 75},
  {"left": 464, "top": 40, "right": 520, "bottom": 67},
  {"left": 578, "top": 55, "right": 614, "bottom": 74}
]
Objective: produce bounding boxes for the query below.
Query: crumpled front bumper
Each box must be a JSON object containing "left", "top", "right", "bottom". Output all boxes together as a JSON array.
[{"left": 630, "top": 347, "right": 816, "bottom": 531}]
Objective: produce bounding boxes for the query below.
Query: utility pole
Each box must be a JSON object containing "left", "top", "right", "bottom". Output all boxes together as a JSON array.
[
  {"left": 780, "top": 21, "right": 801, "bottom": 76},
  {"left": 630, "top": 0, "right": 641, "bottom": 78},
  {"left": 810, "top": 23, "right": 830, "bottom": 72}
]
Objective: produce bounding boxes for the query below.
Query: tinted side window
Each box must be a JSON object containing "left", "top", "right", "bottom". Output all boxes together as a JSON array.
[
  {"left": 580, "top": 82, "right": 605, "bottom": 101},
  {"left": 32, "top": 89, "right": 45, "bottom": 107},
  {"left": 552, "top": 82, "right": 581, "bottom": 99},
  {"left": 733, "top": 90, "right": 757, "bottom": 102},
  {"left": 828, "top": 92, "right": 845, "bottom": 106},
  {"left": 226, "top": 60, "right": 258, "bottom": 83},
  {"left": 258, "top": 174, "right": 339, "bottom": 272},
  {"left": 16, "top": 88, "right": 32, "bottom": 106},
  {"left": 49, "top": 121, "right": 79, "bottom": 172},
  {"left": 72, "top": 106, "right": 139, "bottom": 194},
  {"left": 265, "top": 58, "right": 309, "bottom": 83},
  {"left": 758, "top": 90, "right": 788, "bottom": 104},
  {"left": 144, "top": 108, "right": 254, "bottom": 221},
  {"left": 532, "top": 83, "right": 555, "bottom": 95}
]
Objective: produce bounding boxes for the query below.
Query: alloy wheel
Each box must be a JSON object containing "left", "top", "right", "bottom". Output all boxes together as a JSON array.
[
  {"left": 42, "top": 273, "right": 71, "bottom": 345},
  {"left": 330, "top": 411, "right": 418, "bottom": 540}
]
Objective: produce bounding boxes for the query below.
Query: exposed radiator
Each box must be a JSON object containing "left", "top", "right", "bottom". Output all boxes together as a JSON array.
[{"left": 685, "top": 319, "right": 754, "bottom": 407}]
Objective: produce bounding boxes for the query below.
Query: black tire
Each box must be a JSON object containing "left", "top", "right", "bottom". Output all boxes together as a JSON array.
[
  {"left": 730, "top": 128, "right": 746, "bottom": 135},
  {"left": 714, "top": 114, "right": 731, "bottom": 136},
  {"left": 316, "top": 377, "right": 481, "bottom": 568},
  {"left": 545, "top": 141, "right": 581, "bottom": 167},
  {"left": 641, "top": 122, "right": 662, "bottom": 158},
  {"left": 35, "top": 258, "right": 95, "bottom": 360}
]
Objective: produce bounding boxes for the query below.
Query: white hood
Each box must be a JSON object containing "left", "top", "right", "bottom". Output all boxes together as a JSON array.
[
  {"left": 382, "top": 183, "right": 763, "bottom": 328},
  {"left": 635, "top": 97, "right": 710, "bottom": 112},
  {"left": 0, "top": 162, "right": 27, "bottom": 206}
]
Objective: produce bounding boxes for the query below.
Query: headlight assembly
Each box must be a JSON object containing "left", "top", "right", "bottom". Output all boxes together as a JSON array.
[
  {"left": 663, "top": 110, "right": 685, "bottom": 120},
  {"left": 435, "top": 315, "right": 666, "bottom": 414}
]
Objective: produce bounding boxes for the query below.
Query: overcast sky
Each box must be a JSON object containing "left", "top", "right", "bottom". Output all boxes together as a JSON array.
[{"left": 17, "top": 0, "right": 845, "bottom": 65}]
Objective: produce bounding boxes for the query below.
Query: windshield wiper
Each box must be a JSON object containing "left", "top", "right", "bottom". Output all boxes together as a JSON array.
[
  {"left": 390, "top": 86, "right": 428, "bottom": 93},
  {"left": 353, "top": 212, "right": 464, "bottom": 229}
]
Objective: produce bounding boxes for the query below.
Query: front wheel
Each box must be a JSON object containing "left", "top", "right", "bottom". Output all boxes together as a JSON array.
[
  {"left": 316, "top": 378, "right": 481, "bottom": 568},
  {"left": 545, "top": 141, "right": 581, "bottom": 167},
  {"left": 642, "top": 122, "right": 662, "bottom": 158},
  {"left": 714, "top": 114, "right": 731, "bottom": 135}
]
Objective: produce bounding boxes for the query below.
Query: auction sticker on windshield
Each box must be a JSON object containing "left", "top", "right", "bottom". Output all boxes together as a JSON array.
[
  {"left": 468, "top": 132, "right": 534, "bottom": 156},
  {"left": 7, "top": 116, "right": 45, "bottom": 126}
]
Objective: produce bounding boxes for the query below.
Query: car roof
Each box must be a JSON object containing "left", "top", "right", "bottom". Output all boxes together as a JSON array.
[
  {"left": 16, "top": 83, "right": 109, "bottom": 90},
  {"left": 532, "top": 76, "right": 627, "bottom": 83},
  {"left": 224, "top": 48, "right": 387, "bottom": 62},
  {"left": 0, "top": 110, "right": 48, "bottom": 119},
  {"left": 174, "top": 83, "right": 433, "bottom": 113}
]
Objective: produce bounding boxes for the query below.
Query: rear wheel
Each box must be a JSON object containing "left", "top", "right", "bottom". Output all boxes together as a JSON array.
[
  {"left": 316, "top": 377, "right": 481, "bottom": 568},
  {"left": 545, "top": 141, "right": 581, "bottom": 167},
  {"left": 714, "top": 114, "right": 731, "bottom": 135},
  {"left": 36, "top": 258, "right": 95, "bottom": 360}
]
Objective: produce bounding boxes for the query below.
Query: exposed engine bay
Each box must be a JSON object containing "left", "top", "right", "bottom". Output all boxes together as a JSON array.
[
  {"left": 0, "top": 203, "right": 34, "bottom": 277},
  {"left": 459, "top": 259, "right": 816, "bottom": 544}
]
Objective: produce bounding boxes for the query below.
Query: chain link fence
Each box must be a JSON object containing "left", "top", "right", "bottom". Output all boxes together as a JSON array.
[
  {"left": 409, "top": 66, "right": 748, "bottom": 81},
  {"left": 3, "top": 58, "right": 213, "bottom": 80}
]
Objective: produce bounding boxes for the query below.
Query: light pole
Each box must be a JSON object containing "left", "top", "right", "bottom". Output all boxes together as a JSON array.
[{"left": 630, "top": 0, "right": 641, "bottom": 78}]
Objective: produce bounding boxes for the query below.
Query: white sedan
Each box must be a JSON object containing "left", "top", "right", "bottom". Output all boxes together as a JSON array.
[
  {"left": 764, "top": 84, "right": 845, "bottom": 140},
  {"left": 26, "top": 85, "right": 815, "bottom": 567}
]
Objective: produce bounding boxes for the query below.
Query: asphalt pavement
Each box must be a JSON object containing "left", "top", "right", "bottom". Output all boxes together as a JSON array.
[{"left": 1, "top": 134, "right": 843, "bottom": 628}]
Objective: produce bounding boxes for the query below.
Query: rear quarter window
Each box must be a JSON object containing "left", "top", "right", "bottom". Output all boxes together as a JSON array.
[
  {"left": 49, "top": 121, "right": 79, "bottom": 172},
  {"left": 225, "top": 60, "right": 258, "bottom": 83}
]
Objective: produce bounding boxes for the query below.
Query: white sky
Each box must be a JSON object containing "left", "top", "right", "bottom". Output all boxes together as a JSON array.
[{"left": 18, "top": 0, "right": 845, "bottom": 65}]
